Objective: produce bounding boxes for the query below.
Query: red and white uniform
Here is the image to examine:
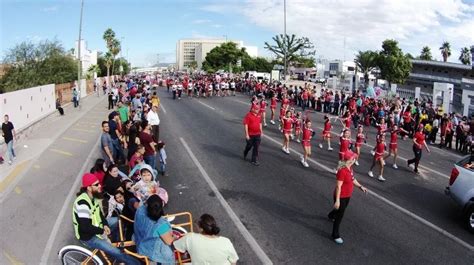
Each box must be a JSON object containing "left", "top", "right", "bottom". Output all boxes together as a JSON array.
[
  {"left": 389, "top": 129, "right": 400, "bottom": 151},
  {"left": 322, "top": 120, "right": 332, "bottom": 138},
  {"left": 339, "top": 137, "right": 352, "bottom": 160},
  {"left": 355, "top": 133, "right": 365, "bottom": 148},
  {"left": 282, "top": 117, "right": 293, "bottom": 135},
  {"left": 279, "top": 107, "right": 286, "bottom": 120},
  {"left": 301, "top": 126, "right": 314, "bottom": 147},
  {"left": 270, "top": 98, "right": 277, "bottom": 109},
  {"left": 281, "top": 98, "right": 290, "bottom": 108},
  {"left": 377, "top": 123, "right": 387, "bottom": 134},
  {"left": 293, "top": 118, "right": 302, "bottom": 134},
  {"left": 259, "top": 100, "right": 267, "bottom": 115},
  {"left": 343, "top": 117, "right": 351, "bottom": 128},
  {"left": 374, "top": 141, "right": 385, "bottom": 161}
]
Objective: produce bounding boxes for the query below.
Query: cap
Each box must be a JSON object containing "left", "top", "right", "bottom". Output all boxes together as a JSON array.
[
  {"left": 82, "top": 173, "right": 99, "bottom": 188},
  {"left": 342, "top": 150, "right": 357, "bottom": 161},
  {"left": 140, "top": 164, "right": 156, "bottom": 179}
]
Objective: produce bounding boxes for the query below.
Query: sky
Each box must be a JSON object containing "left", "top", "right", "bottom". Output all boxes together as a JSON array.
[{"left": 1, "top": 0, "right": 473, "bottom": 67}]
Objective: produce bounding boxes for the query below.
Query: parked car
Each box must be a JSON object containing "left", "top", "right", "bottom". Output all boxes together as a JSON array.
[{"left": 445, "top": 155, "right": 474, "bottom": 233}]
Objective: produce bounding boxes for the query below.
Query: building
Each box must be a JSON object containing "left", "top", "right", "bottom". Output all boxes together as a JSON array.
[
  {"left": 73, "top": 39, "right": 98, "bottom": 76},
  {"left": 398, "top": 59, "right": 474, "bottom": 116},
  {"left": 176, "top": 39, "right": 257, "bottom": 70}
]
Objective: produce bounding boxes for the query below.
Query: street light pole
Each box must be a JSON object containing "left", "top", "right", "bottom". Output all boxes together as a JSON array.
[
  {"left": 77, "top": 0, "right": 84, "bottom": 95},
  {"left": 283, "top": 0, "right": 287, "bottom": 82}
]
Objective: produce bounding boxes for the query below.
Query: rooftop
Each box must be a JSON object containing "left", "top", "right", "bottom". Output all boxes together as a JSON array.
[{"left": 410, "top": 59, "right": 473, "bottom": 70}]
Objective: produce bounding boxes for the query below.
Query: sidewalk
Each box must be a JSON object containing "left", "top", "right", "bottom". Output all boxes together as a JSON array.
[{"left": 0, "top": 93, "right": 106, "bottom": 194}]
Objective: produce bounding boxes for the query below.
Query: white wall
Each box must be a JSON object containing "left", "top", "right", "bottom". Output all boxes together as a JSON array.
[{"left": 0, "top": 84, "right": 56, "bottom": 132}]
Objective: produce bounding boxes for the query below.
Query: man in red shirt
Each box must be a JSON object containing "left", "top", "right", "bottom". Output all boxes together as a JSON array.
[
  {"left": 407, "top": 125, "right": 431, "bottom": 174},
  {"left": 243, "top": 106, "right": 263, "bottom": 166}
]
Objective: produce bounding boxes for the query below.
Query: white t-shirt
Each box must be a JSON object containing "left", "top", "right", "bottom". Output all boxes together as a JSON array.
[{"left": 173, "top": 233, "right": 239, "bottom": 265}]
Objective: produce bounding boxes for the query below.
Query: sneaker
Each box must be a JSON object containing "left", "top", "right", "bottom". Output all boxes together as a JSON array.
[
  {"left": 282, "top": 146, "right": 287, "bottom": 153},
  {"left": 370, "top": 150, "right": 375, "bottom": 156},
  {"left": 355, "top": 161, "right": 360, "bottom": 166},
  {"left": 8, "top": 160, "right": 12, "bottom": 165},
  {"left": 278, "top": 125, "right": 282, "bottom": 130},
  {"left": 296, "top": 139, "right": 301, "bottom": 143},
  {"left": 251, "top": 161, "right": 260, "bottom": 166},
  {"left": 270, "top": 120, "right": 275, "bottom": 124},
  {"left": 285, "top": 148, "right": 290, "bottom": 154},
  {"left": 378, "top": 175, "right": 386, "bottom": 182},
  {"left": 328, "top": 147, "right": 333, "bottom": 151},
  {"left": 334, "top": 238, "right": 344, "bottom": 244},
  {"left": 300, "top": 155, "right": 304, "bottom": 162},
  {"left": 264, "top": 123, "right": 268, "bottom": 127},
  {"left": 319, "top": 143, "right": 323, "bottom": 149},
  {"left": 303, "top": 161, "right": 309, "bottom": 168},
  {"left": 392, "top": 164, "right": 398, "bottom": 169},
  {"left": 368, "top": 171, "right": 374, "bottom": 178}
]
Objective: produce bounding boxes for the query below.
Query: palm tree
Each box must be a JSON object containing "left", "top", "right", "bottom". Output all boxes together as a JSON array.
[
  {"left": 103, "top": 28, "right": 116, "bottom": 50},
  {"left": 86, "top": 64, "right": 100, "bottom": 79},
  {"left": 459, "top": 47, "right": 471, "bottom": 65},
  {"left": 104, "top": 52, "right": 113, "bottom": 85},
  {"left": 109, "top": 38, "right": 121, "bottom": 76},
  {"left": 419, "top": 46, "right": 433, "bottom": 60},
  {"left": 354, "top": 50, "right": 378, "bottom": 88},
  {"left": 439, "top": 41, "right": 451, "bottom": 62}
]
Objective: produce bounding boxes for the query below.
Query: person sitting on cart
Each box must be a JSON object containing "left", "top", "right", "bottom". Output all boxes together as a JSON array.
[{"left": 73, "top": 173, "right": 140, "bottom": 265}]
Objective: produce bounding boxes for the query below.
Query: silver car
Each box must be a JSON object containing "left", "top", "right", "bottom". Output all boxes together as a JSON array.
[{"left": 445, "top": 155, "right": 474, "bottom": 233}]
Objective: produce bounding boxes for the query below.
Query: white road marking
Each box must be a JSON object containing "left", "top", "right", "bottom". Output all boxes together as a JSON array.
[
  {"left": 197, "top": 100, "right": 216, "bottom": 110},
  {"left": 262, "top": 134, "right": 473, "bottom": 252},
  {"left": 40, "top": 135, "right": 102, "bottom": 264},
  {"left": 180, "top": 137, "right": 273, "bottom": 264},
  {"left": 160, "top": 103, "right": 167, "bottom": 114}
]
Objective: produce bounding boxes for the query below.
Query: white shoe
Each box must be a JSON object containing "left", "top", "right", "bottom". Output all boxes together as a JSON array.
[
  {"left": 328, "top": 147, "right": 333, "bottom": 151},
  {"left": 270, "top": 120, "right": 275, "bottom": 124},
  {"left": 355, "top": 161, "right": 359, "bottom": 166},
  {"left": 264, "top": 123, "right": 268, "bottom": 127},
  {"left": 370, "top": 150, "right": 375, "bottom": 156},
  {"left": 285, "top": 148, "right": 290, "bottom": 154},
  {"left": 303, "top": 161, "right": 309, "bottom": 168},
  {"left": 278, "top": 125, "right": 282, "bottom": 130},
  {"left": 296, "top": 139, "right": 301, "bottom": 143},
  {"left": 290, "top": 134, "right": 295, "bottom": 140},
  {"left": 8, "top": 160, "right": 12, "bottom": 165},
  {"left": 392, "top": 164, "right": 398, "bottom": 169},
  {"left": 300, "top": 155, "right": 304, "bottom": 162},
  {"left": 378, "top": 175, "right": 386, "bottom": 182},
  {"left": 319, "top": 143, "right": 323, "bottom": 149},
  {"left": 368, "top": 171, "right": 374, "bottom": 178}
]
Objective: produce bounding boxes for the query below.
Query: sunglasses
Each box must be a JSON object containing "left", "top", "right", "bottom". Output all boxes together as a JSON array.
[{"left": 92, "top": 182, "right": 101, "bottom": 187}]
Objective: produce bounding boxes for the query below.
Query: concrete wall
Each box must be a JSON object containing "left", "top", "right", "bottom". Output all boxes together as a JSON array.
[{"left": 0, "top": 84, "right": 56, "bottom": 132}]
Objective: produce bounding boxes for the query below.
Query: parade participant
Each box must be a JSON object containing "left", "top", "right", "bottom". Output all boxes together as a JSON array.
[
  {"left": 270, "top": 94, "right": 277, "bottom": 125},
  {"left": 281, "top": 110, "right": 293, "bottom": 154},
  {"left": 368, "top": 134, "right": 387, "bottom": 181},
  {"left": 319, "top": 115, "right": 334, "bottom": 151},
  {"left": 340, "top": 111, "right": 352, "bottom": 130},
  {"left": 328, "top": 151, "right": 368, "bottom": 245},
  {"left": 300, "top": 119, "right": 315, "bottom": 168},
  {"left": 259, "top": 96, "right": 268, "bottom": 127},
  {"left": 354, "top": 125, "right": 366, "bottom": 166},
  {"left": 407, "top": 125, "right": 431, "bottom": 174},
  {"left": 278, "top": 103, "right": 287, "bottom": 132},
  {"left": 294, "top": 112, "right": 302, "bottom": 143},
  {"left": 243, "top": 105, "right": 262, "bottom": 166},
  {"left": 384, "top": 125, "right": 408, "bottom": 169},
  {"left": 339, "top": 129, "right": 352, "bottom": 160}
]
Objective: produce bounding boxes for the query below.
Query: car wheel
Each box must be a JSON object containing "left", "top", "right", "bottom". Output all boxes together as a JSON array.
[{"left": 466, "top": 205, "right": 474, "bottom": 233}]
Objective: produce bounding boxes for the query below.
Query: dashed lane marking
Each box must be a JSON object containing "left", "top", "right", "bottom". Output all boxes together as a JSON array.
[
  {"left": 160, "top": 103, "right": 167, "bottom": 114},
  {"left": 49, "top": 149, "right": 73, "bottom": 157},
  {"left": 3, "top": 251, "right": 23, "bottom": 265},
  {"left": 197, "top": 100, "right": 216, "bottom": 110},
  {"left": 180, "top": 137, "right": 273, "bottom": 264},
  {"left": 0, "top": 160, "right": 31, "bottom": 193},
  {"left": 62, "top": 137, "right": 88, "bottom": 143}
]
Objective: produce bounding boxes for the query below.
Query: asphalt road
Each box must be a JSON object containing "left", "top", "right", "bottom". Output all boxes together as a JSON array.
[{"left": 1, "top": 88, "right": 472, "bottom": 265}]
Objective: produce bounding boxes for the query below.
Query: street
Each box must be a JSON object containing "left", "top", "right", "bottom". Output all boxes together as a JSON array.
[{"left": 0, "top": 89, "right": 473, "bottom": 264}]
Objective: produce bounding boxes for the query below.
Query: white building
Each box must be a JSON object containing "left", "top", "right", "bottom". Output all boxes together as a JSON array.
[
  {"left": 176, "top": 39, "right": 257, "bottom": 70},
  {"left": 74, "top": 39, "right": 98, "bottom": 76}
]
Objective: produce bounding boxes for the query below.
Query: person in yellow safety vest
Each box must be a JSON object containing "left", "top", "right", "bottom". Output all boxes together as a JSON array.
[{"left": 73, "top": 173, "right": 140, "bottom": 265}]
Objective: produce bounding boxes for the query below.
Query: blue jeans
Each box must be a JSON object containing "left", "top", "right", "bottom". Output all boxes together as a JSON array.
[
  {"left": 159, "top": 162, "right": 166, "bottom": 175},
  {"left": 112, "top": 138, "right": 125, "bottom": 162},
  {"left": 106, "top": 217, "right": 119, "bottom": 242},
  {"left": 81, "top": 236, "right": 140, "bottom": 265},
  {"left": 144, "top": 154, "right": 157, "bottom": 171},
  {"left": 6, "top": 140, "right": 15, "bottom": 161}
]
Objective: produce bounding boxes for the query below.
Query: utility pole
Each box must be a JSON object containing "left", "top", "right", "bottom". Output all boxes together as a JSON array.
[
  {"left": 77, "top": 0, "right": 84, "bottom": 95},
  {"left": 283, "top": 0, "right": 287, "bottom": 82}
]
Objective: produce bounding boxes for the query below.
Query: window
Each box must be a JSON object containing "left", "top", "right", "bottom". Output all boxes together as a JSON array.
[{"left": 329, "top": 63, "right": 338, "bottom": 71}]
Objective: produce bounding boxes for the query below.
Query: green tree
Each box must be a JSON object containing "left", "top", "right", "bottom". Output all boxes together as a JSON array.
[
  {"left": 419, "top": 46, "right": 433, "bottom": 60},
  {"left": 0, "top": 40, "right": 77, "bottom": 93},
  {"left": 103, "top": 52, "right": 113, "bottom": 81},
  {"left": 189, "top": 60, "right": 198, "bottom": 71},
  {"left": 458, "top": 47, "right": 471, "bottom": 65},
  {"left": 103, "top": 28, "right": 116, "bottom": 50},
  {"left": 439, "top": 41, "right": 451, "bottom": 62},
  {"left": 355, "top": 50, "right": 378, "bottom": 88},
  {"left": 202, "top": 42, "right": 247, "bottom": 72},
  {"left": 86, "top": 64, "right": 100, "bottom": 79},
  {"left": 377, "top": 39, "right": 412, "bottom": 86},
  {"left": 264, "top": 34, "right": 315, "bottom": 75},
  {"left": 110, "top": 38, "right": 121, "bottom": 76}
]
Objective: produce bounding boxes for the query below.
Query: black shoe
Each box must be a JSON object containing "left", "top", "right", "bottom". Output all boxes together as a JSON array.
[
  {"left": 251, "top": 161, "right": 260, "bottom": 166},
  {"left": 414, "top": 169, "right": 419, "bottom": 174}
]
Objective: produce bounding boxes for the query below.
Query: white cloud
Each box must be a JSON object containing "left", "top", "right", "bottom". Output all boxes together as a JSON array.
[
  {"left": 192, "top": 19, "right": 212, "bottom": 24},
  {"left": 203, "top": 0, "right": 474, "bottom": 62},
  {"left": 42, "top": 5, "right": 58, "bottom": 13}
]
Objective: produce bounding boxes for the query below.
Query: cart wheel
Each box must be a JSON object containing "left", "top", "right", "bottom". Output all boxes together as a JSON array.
[{"left": 58, "top": 245, "right": 103, "bottom": 265}]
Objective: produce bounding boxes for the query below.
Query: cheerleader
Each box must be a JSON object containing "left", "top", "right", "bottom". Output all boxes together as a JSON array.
[
  {"left": 385, "top": 124, "right": 408, "bottom": 169},
  {"left": 300, "top": 119, "right": 315, "bottom": 167},
  {"left": 270, "top": 94, "right": 277, "bottom": 124},
  {"left": 319, "top": 115, "right": 334, "bottom": 151},
  {"left": 354, "top": 125, "right": 366, "bottom": 166},
  {"left": 259, "top": 96, "right": 268, "bottom": 127},
  {"left": 340, "top": 111, "right": 352, "bottom": 130},
  {"left": 278, "top": 104, "right": 287, "bottom": 131},
  {"left": 339, "top": 129, "right": 352, "bottom": 160},
  {"left": 293, "top": 112, "right": 302, "bottom": 143},
  {"left": 368, "top": 134, "right": 386, "bottom": 181},
  {"left": 281, "top": 110, "right": 293, "bottom": 154}
]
